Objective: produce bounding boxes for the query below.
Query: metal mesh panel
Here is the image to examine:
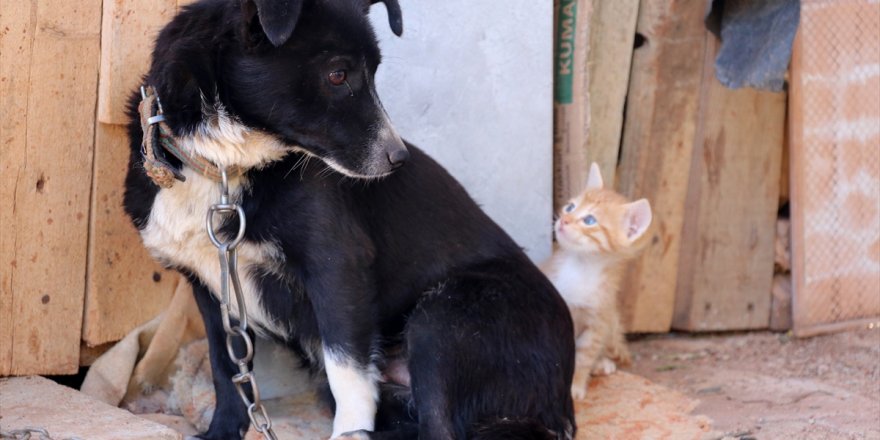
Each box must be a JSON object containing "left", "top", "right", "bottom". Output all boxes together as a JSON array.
[{"left": 793, "top": 0, "right": 880, "bottom": 333}]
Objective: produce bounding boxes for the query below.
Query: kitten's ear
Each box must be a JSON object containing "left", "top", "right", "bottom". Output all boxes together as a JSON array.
[
  {"left": 586, "top": 162, "right": 604, "bottom": 190},
  {"left": 623, "top": 199, "right": 652, "bottom": 243}
]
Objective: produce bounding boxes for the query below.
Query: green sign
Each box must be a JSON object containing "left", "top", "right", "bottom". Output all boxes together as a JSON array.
[{"left": 555, "top": 0, "right": 578, "bottom": 104}]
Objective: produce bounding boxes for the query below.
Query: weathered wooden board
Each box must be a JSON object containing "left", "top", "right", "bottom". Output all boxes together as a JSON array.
[
  {"left": 0, "top": 0, "right": 34, "bottom": 379},
  {"left": 672, "top": 36, "right": 785, "bottom": 332},
  {"left": 83, "top": 123, "right": 178, "bottom": 346},
  {"left": 0, "top": 0, "right": 102, "bottom": 375},
  {"left": 585, "top": 0, "right": 639, "bottom": 185},
  {"left": 615, "top": 0, "right": 708, "bottom": 333},
  {"left": 97, "top": 0, "right": 177, "bottom": 124},
  {"left": 789, "top": 0, "right": 880, "bottom": 336}
]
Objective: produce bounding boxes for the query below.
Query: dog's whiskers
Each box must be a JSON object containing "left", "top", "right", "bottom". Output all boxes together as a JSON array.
[
  {"left": 318, "top": 163, "right": 336, "bottom": 178},
  {"left": 283, "top": 153, "right": 308, "bottom": 180},
  {"left": 300, "top": 154, "right": 312, "bottom": 180}
]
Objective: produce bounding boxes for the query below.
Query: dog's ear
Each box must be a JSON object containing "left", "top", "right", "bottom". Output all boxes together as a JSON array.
[
  {"left": 242, "top": 0, "right": 304, "bottom": 47},
  {"left": 371, "top": 0, "right": 403, "bottom": 36}
]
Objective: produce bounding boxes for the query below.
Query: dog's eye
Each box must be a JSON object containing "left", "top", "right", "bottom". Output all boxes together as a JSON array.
[{"left": 329, "top": 70, "right": 347, "bottom": 86}]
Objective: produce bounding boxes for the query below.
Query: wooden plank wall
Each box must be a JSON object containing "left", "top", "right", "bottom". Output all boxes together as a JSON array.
[
  {"left": 790, "top": 0, "right": 880, "bottom": 337},
  {"left": 616, "top": 0, "right": 708, "bottom": 333},
  {"left": 672, "top": 36, "right": 786, "bottom": 331},
  {"left": 83, "top": 0, "right": 179, "bottom": 346},
  {"left": 0, "top": 0, "right": 103, "bottom": 375}
]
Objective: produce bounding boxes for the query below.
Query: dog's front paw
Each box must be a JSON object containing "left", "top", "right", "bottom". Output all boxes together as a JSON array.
[{"left": 334, "top": 430, "right": 372, "bottom": 440}]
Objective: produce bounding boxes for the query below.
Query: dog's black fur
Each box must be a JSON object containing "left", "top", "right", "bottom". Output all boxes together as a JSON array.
[{"left": 123, "top": 0, "right": 575, "bottom": 438}]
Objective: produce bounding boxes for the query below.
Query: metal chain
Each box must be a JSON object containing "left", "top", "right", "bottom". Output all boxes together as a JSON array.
[
  {"left": 205, "top": 169, "right": 278, "bottom": 440},
  {"left": 0, "top": 428, "right": 83, "bottom": 440}
]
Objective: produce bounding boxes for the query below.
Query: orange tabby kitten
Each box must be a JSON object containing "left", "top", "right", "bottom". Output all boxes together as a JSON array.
[{"left": 541, "top": 163, "right": 652, "bottom": 400}]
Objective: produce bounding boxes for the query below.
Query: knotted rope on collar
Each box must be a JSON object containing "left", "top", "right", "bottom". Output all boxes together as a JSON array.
[{"left": 138, "top": 86, "right": 243, "bottom": 188}]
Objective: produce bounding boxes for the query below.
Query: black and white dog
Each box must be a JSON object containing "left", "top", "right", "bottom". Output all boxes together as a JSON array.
[{"left": 123, "top": 0, "right": 575, "bottom": 438}]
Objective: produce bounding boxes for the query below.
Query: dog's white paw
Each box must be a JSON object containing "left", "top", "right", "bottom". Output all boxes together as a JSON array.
[
  {"left": 333, "top": 430, "right": 371, "bottom": 440},
  {"left": 591, "top": 357, "right": 617, "bottom": 376},
  {"left": 571, "top": 384, "right": 588, "bottom": 401}
]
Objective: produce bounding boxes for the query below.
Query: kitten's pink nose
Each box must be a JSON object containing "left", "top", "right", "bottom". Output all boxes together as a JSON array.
[{"left": 561, "top": 216, "right": 572, "bottom": 225}]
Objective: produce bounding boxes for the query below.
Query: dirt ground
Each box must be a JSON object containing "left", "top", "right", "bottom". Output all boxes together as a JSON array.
[
  {"left": 26, "top": 326, "right": 879, "bottom": 440},
  {"left": 626, "top": 327, "right": 880, "bottom": 440}
]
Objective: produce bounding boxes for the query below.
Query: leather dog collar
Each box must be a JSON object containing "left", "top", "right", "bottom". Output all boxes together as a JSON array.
[{"left": 138, "top": 86, "right": 243, "bottom": 188}]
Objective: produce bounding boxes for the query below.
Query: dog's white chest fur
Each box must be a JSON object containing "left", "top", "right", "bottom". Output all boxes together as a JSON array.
[{"left": 141, "top": 167, "right": 286, "bottom": 337}]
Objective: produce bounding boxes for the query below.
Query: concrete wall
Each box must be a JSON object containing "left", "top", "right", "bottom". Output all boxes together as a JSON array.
[{"left": 369, "top": 1, "right": 554, "bottom": 262}]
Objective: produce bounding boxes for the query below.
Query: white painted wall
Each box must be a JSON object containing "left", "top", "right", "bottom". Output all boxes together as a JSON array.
[{"left": 370, "top": 1, "right": 554, "bottom": 262}]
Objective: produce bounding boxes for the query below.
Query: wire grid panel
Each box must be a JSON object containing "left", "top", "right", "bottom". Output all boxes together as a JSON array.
[{"left": 792, "top": 0, "right": 880, "bottom": 333}]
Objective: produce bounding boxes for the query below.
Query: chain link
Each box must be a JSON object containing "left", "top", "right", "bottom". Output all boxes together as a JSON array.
[
  {"left": 0, "top": 428, "right": 83, "bottom": 440},
  {"left": 205, "top": 169, "right": 278, "bottom": 440}
]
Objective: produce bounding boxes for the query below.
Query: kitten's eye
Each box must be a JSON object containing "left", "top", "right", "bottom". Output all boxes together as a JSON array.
[
  {"left": 583, "top": 214, "right": 597, "bottom": 226},
  {"left": 564, "top": 203, "right": 575, "bottom": 213},
  {"left": 329, "top": 70, "right": 347, "bottom": 86}
]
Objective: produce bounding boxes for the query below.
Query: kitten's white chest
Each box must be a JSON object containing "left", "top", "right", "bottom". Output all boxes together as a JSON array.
[
  {"left": 550, "top": 255, "right": 609, "bottom": 309},
  {"left": 140, "top": 168, "right": 286, "bottom": 337}
]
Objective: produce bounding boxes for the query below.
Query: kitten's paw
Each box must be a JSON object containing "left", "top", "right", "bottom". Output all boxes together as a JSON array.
[
  {"left": 571, "top": 384, "right": 588, "bottom": 400},
  {"left": 591, "top": 357, "right": 617, "bottom": 376},
  {"left": 614, "top": 346, "right": 632, "bottom": 367}
]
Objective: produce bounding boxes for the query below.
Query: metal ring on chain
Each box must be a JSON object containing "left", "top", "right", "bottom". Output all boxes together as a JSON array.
[
  {"left": 206, "top": 204, "right": 247, "bottom": 249},
  {"left": 248, "top": 403, "right": 274, "bottom": 433},
  {"left": 232, "top": 371, "right": 260, "bottom": 406},
  {"left": 225, "top": 325, "right": 255, "bottom": 367}
]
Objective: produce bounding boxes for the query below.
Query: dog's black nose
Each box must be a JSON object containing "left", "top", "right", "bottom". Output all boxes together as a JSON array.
[{"left": 387, "top": 148, "right": 409, "bottom": 168}]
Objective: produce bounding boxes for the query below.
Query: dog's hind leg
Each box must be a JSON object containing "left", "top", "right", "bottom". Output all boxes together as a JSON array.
[
  {"left": 404, "top": 261, "right": 576, "bottom": 440},
  {"left": 404, "top": 295, "right": 466, "bottom": 440},
  {"left": 192, "top": 279, "right": 252, "bottom": 440}
]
